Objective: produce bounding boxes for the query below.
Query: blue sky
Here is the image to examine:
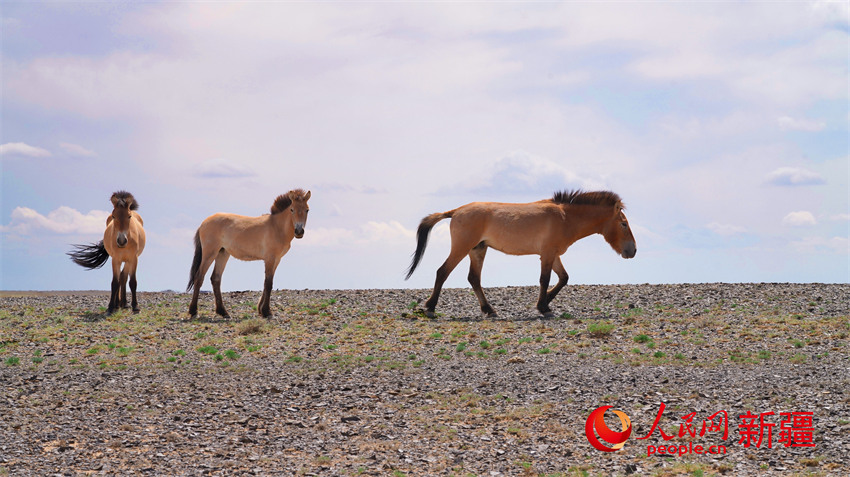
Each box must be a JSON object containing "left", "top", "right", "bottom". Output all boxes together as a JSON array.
[{"left": 2, "top": 2, "right": 848, "bottom": 292}]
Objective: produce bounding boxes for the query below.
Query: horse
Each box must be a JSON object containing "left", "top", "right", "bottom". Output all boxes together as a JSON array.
[
  {"left": 187, "top": 189, "right": 311, "bottom": 318},
  {"left": 68, "top": 191, "right": 146, "bottom": 314},
  {"left": 405, "top": 190, "right": 636, "bottom": 318}
]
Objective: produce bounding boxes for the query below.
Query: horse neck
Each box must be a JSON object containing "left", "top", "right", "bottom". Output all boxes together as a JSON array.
[
  {"left": 563, "top": 205, "right": 613, "bottom": 240},
  {"left": 270, "top": 209, "right": 294, "bottom": 236}
]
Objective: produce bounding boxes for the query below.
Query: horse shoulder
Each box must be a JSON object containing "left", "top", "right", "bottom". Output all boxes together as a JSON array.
[{"left": 132, "top": 211, "right": 144, "bottom": 227}]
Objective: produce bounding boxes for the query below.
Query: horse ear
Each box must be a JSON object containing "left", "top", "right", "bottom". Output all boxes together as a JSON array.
[
  {"left": 111, "top": 195, "right": 120, "bottom": 208},
  {"left": 304, "top": 190, "right": 311, "bottom": 201}
]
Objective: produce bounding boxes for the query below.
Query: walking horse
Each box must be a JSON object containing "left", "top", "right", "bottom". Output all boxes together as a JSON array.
[{"left": 406, "top": 190, "right": 636, "bottom": 318}]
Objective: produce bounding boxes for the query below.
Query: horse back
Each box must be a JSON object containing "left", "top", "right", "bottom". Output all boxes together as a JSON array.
[
  {"left": 198, "top": 212, "right": 280, "bottom": 261},
  {"left": 451, "top": 201, "right": 566, "bottom": 255}
]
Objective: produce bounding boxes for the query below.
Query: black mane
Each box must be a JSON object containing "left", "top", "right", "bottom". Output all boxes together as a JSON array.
[
  {"left": 552, "top": 190, "right": 622, "bottom": 208},
  {"left": 270, "top": 194, "right": 292, "bottom": 215},
  {"left": 111, "top": 191, "right": 139, "bottom": 210}
]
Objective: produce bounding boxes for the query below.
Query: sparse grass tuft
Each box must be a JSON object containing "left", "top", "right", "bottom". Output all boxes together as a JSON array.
[
  {"left": 198, "top": 345, "right": 218, "bottom": 355},
  {"left": 236, "top": 318, "right": 267, "bottom": 335},
  {"left": 586, "top": 321, "right": 615, "bottom": 338}
]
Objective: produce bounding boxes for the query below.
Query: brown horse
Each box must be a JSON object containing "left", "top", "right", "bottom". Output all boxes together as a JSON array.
[
  {"left": 68, "top": 191, "right": 146, "bottom": 314},
  {"left": 187, "top": 189, "right": 311, "bottom": 318},
  {"left": 405, "top": 190, "right": 636, "bottom": 318}
]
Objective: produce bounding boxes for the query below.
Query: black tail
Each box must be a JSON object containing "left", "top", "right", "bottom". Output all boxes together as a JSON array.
[
  {"left": 68, "top": 241, "right": 110, "bottom": 270},
  {"left": 186, "top": 229, "right": 202, "bottom": 292},
  {"left": 405, "top": 211, "right": 452, "bottom": 280}
]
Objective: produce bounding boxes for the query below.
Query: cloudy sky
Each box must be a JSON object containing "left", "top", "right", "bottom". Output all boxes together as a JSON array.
[{"left": 2, "top": 2, "right": 848, "bottom": 293}]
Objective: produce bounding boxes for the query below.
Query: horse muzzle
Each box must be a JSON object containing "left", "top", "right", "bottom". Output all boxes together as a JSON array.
[
  {"left": 294, "top": 225, "right": 305, "bottom": 239},
  {"left": 621, "top": 242, "right": 636, "bottom": 259},
  {"left": 117, "top": 233, "right": 128, "bottom": 248}
]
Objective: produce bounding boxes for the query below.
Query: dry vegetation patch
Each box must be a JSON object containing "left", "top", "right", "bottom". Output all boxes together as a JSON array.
[{"left": 1, "top": 284, "right": 848, "bottom": 476}]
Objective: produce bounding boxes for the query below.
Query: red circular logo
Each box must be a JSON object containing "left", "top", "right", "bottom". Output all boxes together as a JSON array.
[{"left": 585, "top": 405, "right": 632, "bottom": 452}]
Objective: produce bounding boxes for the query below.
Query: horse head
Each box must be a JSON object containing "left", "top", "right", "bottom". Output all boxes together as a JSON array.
[
  {"left": 110, "top": 191, "right": 138, "bottom": 248},
  {"left": 272, "top": 189, "right": 311, "bottom": 239},
  {"left": 289, "top": 189, "right": 311, "bottom": 238},
  {"left": 602, "top": 206, "right": 636, "bottom": 259}
]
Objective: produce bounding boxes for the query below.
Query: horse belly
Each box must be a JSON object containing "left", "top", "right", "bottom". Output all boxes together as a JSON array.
[
  {"left": 486, "top": 234, "right": 544, "bottom": 256},
  {"left": 223, "top": 242, "right": 264, "bottom": 262},
  {"left": 482, "top": 216, "right": 552, "bottom": 256},
  {"left": 223, "top": 232, "right": 280, "bottom": 262}
]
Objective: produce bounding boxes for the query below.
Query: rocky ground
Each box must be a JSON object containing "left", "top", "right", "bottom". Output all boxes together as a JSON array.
[{"left": 0, "top": 283, "right": 848, "bottom": 476}]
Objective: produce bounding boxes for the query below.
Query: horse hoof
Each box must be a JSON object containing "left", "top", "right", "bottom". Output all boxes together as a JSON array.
[
  {"left": 542, "top": 311, "right": 556, "bottom": 319},
  {"left": 486, "top": 311, "right": 499, "bottom": 319},
  {"left": 132, "top": 308, "right": 140, "bottom": 314},
  {"left": 425, "top": 310, "right": 437, "bottom": 319}
]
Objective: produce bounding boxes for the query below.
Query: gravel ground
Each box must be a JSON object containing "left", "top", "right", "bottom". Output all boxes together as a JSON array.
[{"left": 1, "top": 283, "right": 848, "bottom": 476}]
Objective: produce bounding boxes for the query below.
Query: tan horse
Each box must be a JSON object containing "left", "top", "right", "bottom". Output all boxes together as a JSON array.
[
  {"left": 68, "top": 191, "right": 146, "bottom": 314},
  {"left": 187, "top": 189, "right": 311, "bottom": 318},
  {"left": 405, "top": 190, "right": 636, "bottom": 318}
]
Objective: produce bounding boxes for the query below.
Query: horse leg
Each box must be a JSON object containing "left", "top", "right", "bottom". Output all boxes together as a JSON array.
[
  {"left": 127, "top": 258, "right": 140, "bottom": 313},
  {"left": 119, "top": 266, "right": 128, "bottom": 308},
  {"left": 107, "top": 260, "right": 121, "bottom": 314},
  {"left": 211, "top": 250, "right": 231, "bottom": 317},
  {"left": 467, "top": 242, "right": 497, "bottom": 317},
  {"left": 188, "top": 249, "right": 218, "bottom": 317},
  {"left": 258, "top": 258, "right": 281, "bottom": 318},
  {"left": 424, "top": 248, "right": 468, "bottom": 318},
  {"left": 536, "top": 255, "right": 556, "bottom": 318},
  {"left": 545, "top": 256, "right": 569, "bottom": 306}
]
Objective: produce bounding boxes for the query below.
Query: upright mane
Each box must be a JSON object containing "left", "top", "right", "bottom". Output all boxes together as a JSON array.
[
  {"left": 551, "top": 190, "right": 623, "bottom": 208},
  {"left": 270, "top": 195, "right": 292, "bottom": 215},
  {"left": 111, "top": 190, "right": 139, "bottom": 210},
  {"left": 270, "top": 189, "right": 309, "bottom": 214}
]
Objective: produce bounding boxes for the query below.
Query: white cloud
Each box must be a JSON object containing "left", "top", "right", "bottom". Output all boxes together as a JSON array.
[
  {"left": 0, "top": 142, "right": 51, "bottom": 158},
  {"left": 766, "top": 167, "right": 826, "bottom": 186},
  {"left": 623, "top": 5, "right": 848, "bottom": 107},
  {"left": 776, "top": 115, "right": 827, "bottom": 132},
  {"left": 194, "top": 158, "right": 256, "bottom": 178},
  {"left": 1, "top": 206, "right": 108, "bottom": 235},
  {"left": 446, "top": 150, "right": 605, "bottom": 197},
  {"left": 782, "top": 211, "right": 817, "bottom": 227},
  {"left": 791, "top": 236, "right": 849, "bottom": 254},
  {"left": 59, "top": 142, "right": 97, "bottom": 157},
  {"left": 706, "top": 222, "right": 747, "bottom": 236}
]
